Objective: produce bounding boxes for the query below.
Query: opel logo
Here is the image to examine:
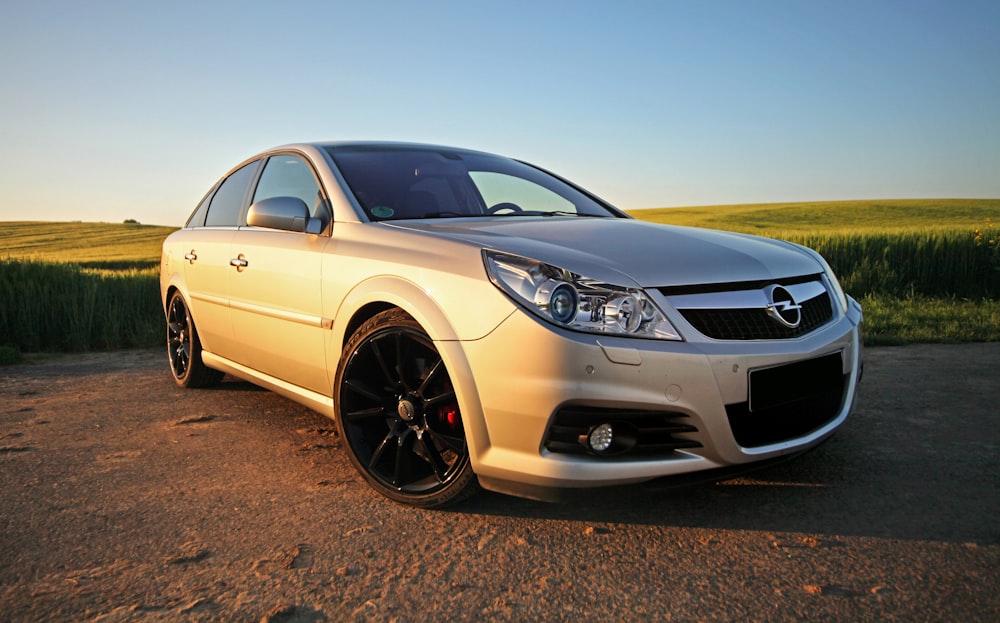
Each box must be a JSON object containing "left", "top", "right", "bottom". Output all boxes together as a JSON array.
[
  {"left": 397, "top": 400, "right": 416, "bottom": 422},
  {"left": 764, "top": 285, "right": 802, "bottom": 328}
]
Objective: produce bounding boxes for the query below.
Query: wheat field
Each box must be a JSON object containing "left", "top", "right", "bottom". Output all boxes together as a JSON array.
[{"left": 1, "top": 200, "right": 998, "bottom": 356}]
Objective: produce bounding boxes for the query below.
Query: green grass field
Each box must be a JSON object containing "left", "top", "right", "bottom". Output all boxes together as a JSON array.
[
  {"left": 630, "top": 198, "right": 998, "bottom": 235},
  {"left": 0, "top": 221, "right": 175, "bottom": 268},
  {"left": 629, "top": 199, "right": 1000, "bottom": 345},
  {"left": 1, "top": 221, "right": 173, "bottom": 359},
  {"left": 1, "top": 200, "right": 998, "bottom": 359}
]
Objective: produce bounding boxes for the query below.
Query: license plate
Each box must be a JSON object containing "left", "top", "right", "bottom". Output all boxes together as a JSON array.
[{"left": 749, "top": 352, "right": 844, "bottom": 412}]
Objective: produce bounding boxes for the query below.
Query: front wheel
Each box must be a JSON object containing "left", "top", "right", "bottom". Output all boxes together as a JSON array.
[
  {"left": 166, "top": 291, "right": 223, "bottom": 388},
  {"left": 334, "top": 309, "right": 478, "bottom": 507}
]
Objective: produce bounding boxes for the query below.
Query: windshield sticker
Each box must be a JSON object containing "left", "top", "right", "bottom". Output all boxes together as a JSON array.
[{"left": 371, "top": 206, "right": 395, "bottom": 218}]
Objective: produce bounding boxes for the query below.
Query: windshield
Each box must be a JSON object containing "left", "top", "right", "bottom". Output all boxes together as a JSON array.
[{"left": 325, "top": 145, "right": 620, "bottom": 221}]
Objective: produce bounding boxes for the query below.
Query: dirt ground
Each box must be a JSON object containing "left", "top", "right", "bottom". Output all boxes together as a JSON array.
[{"left": 1, "top": 344, "right": 998, "bottom": 622}]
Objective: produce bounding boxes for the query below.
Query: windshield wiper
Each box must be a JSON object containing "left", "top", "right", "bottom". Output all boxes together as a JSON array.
[
  {"left": 536, "top": 210, "right": 608, "bottom": 217},
  {"left": 420, "top": 210, "right": 609, "bottom": 219},
  {"left": 422, "top": 211, "right": 478, "bottom": 219}
]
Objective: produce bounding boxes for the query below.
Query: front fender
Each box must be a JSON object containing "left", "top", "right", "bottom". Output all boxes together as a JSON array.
[
  {"left": 331, "top": 275, "right": 460, "bottom": 349},
  {"left": 328, "top": 275, "right": 511, "bottom": 469},
  {"left": 329, "top": 273, "right": 514, "bottom": 347}
]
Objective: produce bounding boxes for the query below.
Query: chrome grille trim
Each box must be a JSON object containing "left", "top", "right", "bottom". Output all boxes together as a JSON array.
[
  {"left": 667, "top": 280, "right": 827, "bottom": 311},
  {"left": 662, "top": 277, "right": 835, "bottom": 340}
]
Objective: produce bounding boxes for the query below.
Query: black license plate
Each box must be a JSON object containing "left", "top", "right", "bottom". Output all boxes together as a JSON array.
[{"left": 749, "top": 352, "right": 844, "bottom": 412}]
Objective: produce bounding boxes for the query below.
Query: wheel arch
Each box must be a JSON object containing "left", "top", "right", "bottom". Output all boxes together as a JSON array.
[
  {"left": 160, "top": 263, "right": 189, "bottom": 315},
  {"left": 339, "top": 301, "right": 397, "bottom": 350},
  {"left": 162, "top": 282, "right": 200, "bottom": 330},
  {"left": 163, "top": 283, "right": 181, "bottom": 314},
  {"left": 330, "top": 276, "right": 494, "bottom": 467},
  {"left": 331, "top": 276, "right": 463, "bottom": 349}
]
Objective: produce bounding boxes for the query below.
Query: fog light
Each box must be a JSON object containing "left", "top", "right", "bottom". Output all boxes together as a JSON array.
[{"left": 588, "top": 423, "right": 614, "bottom": 453}]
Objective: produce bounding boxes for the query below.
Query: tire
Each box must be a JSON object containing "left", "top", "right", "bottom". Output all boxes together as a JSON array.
[
  {"left": 166, "top": 290, "right": 223, "bottom": 388},
  {"left": 334, "top": 309, "right": 478, "bottom": 508}
]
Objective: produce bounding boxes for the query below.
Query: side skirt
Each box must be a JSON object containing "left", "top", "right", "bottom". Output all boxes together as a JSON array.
[{"left": 201, "top": 351, "right": 336, "bottom": 420}]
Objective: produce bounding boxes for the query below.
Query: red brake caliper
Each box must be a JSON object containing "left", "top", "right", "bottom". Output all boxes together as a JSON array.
[{"left": 438, "top": 405, "right": 460, "bottom": 430}]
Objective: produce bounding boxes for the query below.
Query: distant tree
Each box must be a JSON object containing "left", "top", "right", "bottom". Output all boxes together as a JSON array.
[{"left": 123, "top": 218, "right": 140, "bottom": 224}]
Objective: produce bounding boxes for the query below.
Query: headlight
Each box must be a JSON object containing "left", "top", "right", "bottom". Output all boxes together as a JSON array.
[{"left": 484, "top": 251, "right": 682, "bottom": 340}]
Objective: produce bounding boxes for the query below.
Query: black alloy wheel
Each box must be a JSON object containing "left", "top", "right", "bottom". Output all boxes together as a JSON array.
[
  {"left": 335, "top": 309, "right": 477, "bottom": 507},
  {"left": 166, "top": 291, "right": 222, "bottom": 388}
]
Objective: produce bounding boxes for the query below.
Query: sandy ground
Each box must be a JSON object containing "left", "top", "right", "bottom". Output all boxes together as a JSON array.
[{"left": 1, "top": 344, "right": 998, "bottom": 622}]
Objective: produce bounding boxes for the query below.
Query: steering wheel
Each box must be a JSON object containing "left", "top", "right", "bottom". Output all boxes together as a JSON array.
[{"left": 486, "top": 202, "right": 523, "bottom": 215}]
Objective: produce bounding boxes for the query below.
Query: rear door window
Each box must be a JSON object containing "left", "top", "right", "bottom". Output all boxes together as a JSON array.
[
  {"left": 185, "top": 188, "right": 215, "bottom": 228},
  {"left": 204, "top": 161, "right": 259, "bottom": 227}
]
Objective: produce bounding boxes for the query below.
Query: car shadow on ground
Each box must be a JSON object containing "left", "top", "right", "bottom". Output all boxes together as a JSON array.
[
  {"left": 447, "top": 434, "right": 999, "bottom": 546},
  {"left": 444, "top": 345, "right": 1000, "bottom": 545},
  {"left": 205, "top": 377, "right": 270, "bottom": 392},
  {"left": 202, "top": 365, "right": 996, "bottom": 547},
  {"left": 172, "top": 356, "right": 1000, "bottom": 547}
]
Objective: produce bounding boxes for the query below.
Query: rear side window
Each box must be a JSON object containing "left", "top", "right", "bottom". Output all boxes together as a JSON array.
[
  {"left": 204, "top": 161, "right": 259, "bottom": 227},
  {"left": 185, "top": 189, "right": 215, "bottom": 228}
]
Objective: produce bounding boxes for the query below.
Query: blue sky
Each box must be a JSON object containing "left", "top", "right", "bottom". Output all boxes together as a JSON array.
[{"left": 1, "top": 0, "right": 997, "bottom": 226}]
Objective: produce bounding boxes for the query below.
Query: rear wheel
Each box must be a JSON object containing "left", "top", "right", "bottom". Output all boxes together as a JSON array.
[
  {"left": 334, "top": 309, "right": 478, "bottom": 507},
  {"left": 166, "top": 291, "right": 223, "bottom": 388}
]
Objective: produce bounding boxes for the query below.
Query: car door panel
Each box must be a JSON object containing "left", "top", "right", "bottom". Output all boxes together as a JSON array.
[
  {"left": 228, "top": 229, "right": 330, "bottom": 393},
  {"left": 173, "top": 227, "right": 237, "bottom": 357}
]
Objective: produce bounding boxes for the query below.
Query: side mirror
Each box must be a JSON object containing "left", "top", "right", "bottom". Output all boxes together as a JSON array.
[{"left": 247, "top": 196, "right": 323, "bottom": 233}]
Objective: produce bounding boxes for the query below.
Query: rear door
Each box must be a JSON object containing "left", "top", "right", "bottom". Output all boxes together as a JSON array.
[{"left": 181, "top": 160, "right": 261, "bottom": 358}]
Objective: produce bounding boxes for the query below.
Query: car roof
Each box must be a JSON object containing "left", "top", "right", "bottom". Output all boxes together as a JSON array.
[{"left": 278, "top": 141, "right": 500, "bottom": 158}]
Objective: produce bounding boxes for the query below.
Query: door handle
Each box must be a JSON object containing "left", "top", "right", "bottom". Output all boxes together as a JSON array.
[{"left": 230, "top": 255, "right": 248, "bottom": 271}]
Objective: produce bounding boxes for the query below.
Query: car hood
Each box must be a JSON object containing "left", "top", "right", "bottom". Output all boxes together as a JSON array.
[{"left": 385, "top": 217, "right": 822, "bottom": 288}]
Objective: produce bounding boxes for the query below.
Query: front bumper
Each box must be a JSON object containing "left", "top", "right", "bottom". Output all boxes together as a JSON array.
[{"left": 456, "top": 297, "right": 863, "bottom": 497}]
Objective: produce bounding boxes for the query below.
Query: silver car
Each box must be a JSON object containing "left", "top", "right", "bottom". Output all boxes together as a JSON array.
[{"left": 160, "top": 142, "right": 863, "bottom": 507}]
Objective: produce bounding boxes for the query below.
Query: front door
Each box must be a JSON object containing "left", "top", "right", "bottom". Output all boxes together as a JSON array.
[{"left": 228, "top": 153, "right": 332, "bottom": 393}]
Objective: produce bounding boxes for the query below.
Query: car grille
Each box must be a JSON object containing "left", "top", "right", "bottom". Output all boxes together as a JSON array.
[
  {"left": 660, "top": 274, "right": 834, "bottom": 341},
  {"left": 543, "top": 406, "right": 702, "bottom": 457},
  {"left": 726, "top": 352, "right": 848, "bottom": 448},
  {"left": 680, "top": 292, "right": 832, "bottom": 340}
]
